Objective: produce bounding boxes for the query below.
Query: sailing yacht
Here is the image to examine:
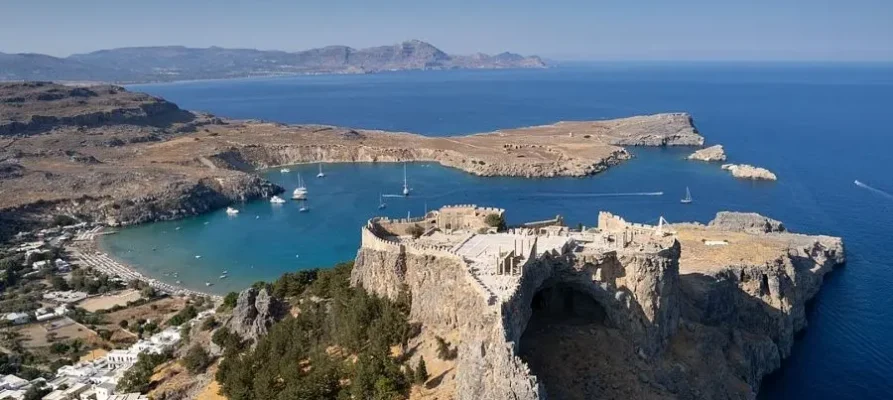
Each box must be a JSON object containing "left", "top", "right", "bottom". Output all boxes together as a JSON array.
[
  {"left": 316, "top": 163, "right": 325, "bottom": 178},
  {"left": 299, "top": 199, "right": 310, "bottom": 213},
  {"left": 378, "top": 193, "right": 387, "bottom": 209},
  {"left": 680, "top": 187, "right": 693, "bottom": 204},
  {"left": 292, "top": 174, "right": 308, "bottom": 200},
  {"left": 402, "top": 163, "right": 410, "bottom": 196}
]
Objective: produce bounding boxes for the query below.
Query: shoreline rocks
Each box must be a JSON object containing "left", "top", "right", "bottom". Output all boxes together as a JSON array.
[
  {"left": 722, "top": 163, "right": 778, "bottom": 181},
  {"left": 687, "top": 144, "right": 727, "bottom": 162}
]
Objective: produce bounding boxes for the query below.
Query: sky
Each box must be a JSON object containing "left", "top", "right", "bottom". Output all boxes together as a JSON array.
[{"left": 1, "top": 0, "right": 891, "bottom": 61}]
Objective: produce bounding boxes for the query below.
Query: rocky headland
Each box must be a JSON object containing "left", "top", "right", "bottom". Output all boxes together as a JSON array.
[
  {"left": 687, "top": 144, "right": 727, "bottom": 162},
  {"left": 0, "top": 40, "right": 546, "bottom": 83},
  {"left": 0, "top": 82, "right": 703, "bottom": 240},
  {"left": 349, "top": 206, "right": 845, "bottom": 399},
  {"left": 722, "top": 163, "right": 778, "bottom": 181}
]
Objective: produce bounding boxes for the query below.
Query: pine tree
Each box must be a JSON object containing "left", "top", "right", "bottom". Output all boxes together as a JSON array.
[
  {"left": 404, "top": 364, "right": 415, "bottom": 386},
  {"left": 414, "top": 357, "right": 428, "bottom": 384}
]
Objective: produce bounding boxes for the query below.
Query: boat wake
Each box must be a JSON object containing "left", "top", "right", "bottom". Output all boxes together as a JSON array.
[
  {"left": 523, "top": 191, "right": 664, "bottom": 199},
  {"left": 855, "top": 180, "right": 893, "bottom": 201}
]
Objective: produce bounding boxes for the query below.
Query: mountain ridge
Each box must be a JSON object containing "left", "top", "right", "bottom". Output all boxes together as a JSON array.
[{"left": 0, "top": 40, "right": 546, "bottom": 83}]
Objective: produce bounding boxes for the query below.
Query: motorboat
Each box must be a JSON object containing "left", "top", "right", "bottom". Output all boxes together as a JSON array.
[
  {"left": 270, "top": 195, "right": 286, "bottom": 204},
  {"left": 226, "top": 207, "right": 240, "bottom": 215}
]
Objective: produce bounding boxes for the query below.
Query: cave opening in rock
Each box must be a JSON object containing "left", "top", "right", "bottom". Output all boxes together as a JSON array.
[{"left": 519, "top": 282, "right": 619, "bottom": 399}]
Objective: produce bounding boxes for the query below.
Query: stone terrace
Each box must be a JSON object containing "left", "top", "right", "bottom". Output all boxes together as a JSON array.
[{"left": 361, "top": 205, "right": 678, "bottom": 306}]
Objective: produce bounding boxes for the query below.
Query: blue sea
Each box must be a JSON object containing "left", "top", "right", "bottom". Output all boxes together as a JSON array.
[{"left": 108, "top": 64, "right": 893, "bottom": 399}]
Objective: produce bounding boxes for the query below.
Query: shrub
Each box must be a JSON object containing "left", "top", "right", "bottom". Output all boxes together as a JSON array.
[
  {"left": 182, "top": 345, "right": 212, "bottom": 374},
  {"left": 52, "top": 215, "right": 78, "bottom": 227},
  {"left": 484, "top": 213, "right": 505, "bottom": 230},
  {"left": 414, "top": 357, "right": 428, "bottom": 384},
  {"left": 435, "top": 336, "right": 457, "bottom": 360}
]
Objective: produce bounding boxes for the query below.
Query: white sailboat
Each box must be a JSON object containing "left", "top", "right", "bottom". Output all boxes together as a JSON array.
[
  {"left": 402, "top": 163, "right": 410, "bottom": 196},
  {"left": 378, "top": 193, "right": 387, "bottom": 209},
  {"left": 680, "top": 187, "right": 693, "bottom": 204},
  {"left": 299, "top": 199, "right": 309, "bottom": 213},
  {"left": 292, "top": 174, "right": 308, "bottom": 200},
  {"left": 316, "top": 163, "right": 325, "bottom": 178}
]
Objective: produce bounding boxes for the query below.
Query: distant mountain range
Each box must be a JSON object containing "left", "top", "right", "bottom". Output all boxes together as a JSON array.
[{"left": 0, "top": 40, "right": 546, "bottom": 83}]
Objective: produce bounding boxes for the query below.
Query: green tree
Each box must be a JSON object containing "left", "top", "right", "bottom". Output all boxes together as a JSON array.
[
  {"left": 118, "top": 319, "right": 129, "bottom": 329},
  {"left": 484, "top": 213, "right": 506, "bottom": 230},
  {"left": 181, "top": 345, "right": 211, "bottom": 374},
  {"left": 414, "top": 357, "right": 428, "bottom": 384},
  {"left": 117, "top": 351, "right": 171, "bottom": 393}
]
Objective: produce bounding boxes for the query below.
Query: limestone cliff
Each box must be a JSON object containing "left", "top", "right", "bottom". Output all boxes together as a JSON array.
[
  {"left": 225, "top": 286, "right": 288, "bottom": 344},
  {"left": 351, "top": 209, "right": 844, "bottom": 399}
]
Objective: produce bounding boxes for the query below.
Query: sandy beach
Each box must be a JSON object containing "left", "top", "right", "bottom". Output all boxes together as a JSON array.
[{"left": 69, "top": 229, "right": 221, "bottom": 301}]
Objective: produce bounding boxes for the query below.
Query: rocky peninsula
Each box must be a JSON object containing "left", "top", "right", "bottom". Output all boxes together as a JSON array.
[
  {"left": 0, "top": 82, "right": 703, "bottom": 239},
  {"left": 350, "top": 205, "right": 844, "bottom": 399}
]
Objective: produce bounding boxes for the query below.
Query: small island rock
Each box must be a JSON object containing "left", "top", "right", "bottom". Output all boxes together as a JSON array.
[
  {"left": 721, "top": 163, "right": 778, "bottom": 181},
  {"left": 687, "top": 144, "right": 727, "bottom": 162}
]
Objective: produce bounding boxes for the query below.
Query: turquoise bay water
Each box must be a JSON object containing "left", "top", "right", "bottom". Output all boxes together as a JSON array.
[{"left": 109, "top": 65, "right": 893, "bottom": 399}]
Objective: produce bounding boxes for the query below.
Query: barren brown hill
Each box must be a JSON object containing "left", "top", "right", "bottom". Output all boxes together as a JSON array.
[{"left": 0, "top": 82, "right": 703, "bottom": 239}]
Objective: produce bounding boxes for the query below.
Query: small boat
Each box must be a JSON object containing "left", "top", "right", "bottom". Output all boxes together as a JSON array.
[
  {"left": 316, "top": 163, "right": 325, "bottom": 178},
  {"left": 222, "top": 270, "right": 228, "bottom": 274},
  {"left": 226, "top": 207, "right": 240, "bottom": 215},
  {"left": 219, "top": 275, "right": 228, "bottom": 279},
  {"left": 378, "top": 193, "right": 387, "bottom": 210},
  {"left": 174, "top": 227, "right": 181, "bottom": 231},
  {"left": 205, "top": 282, "right": 213, "bottom": 287},
  {"left": 292, "top": 174, "right": 308, "bottom": 199},
  {"left": 270, "top": 195, "right": 286, "bottom": 204},
  {"left": 402, "top": 163, "right": 410, "bottom": 196},
  {"left": 175, "top": 280, "right": 181, "bottom": 284},
  {"left": 195, "top": 255, "right": 202, "bottom": 259},
  {"left": 680, "top": 187, "right": 693, "bottom": 204},
  {"left": 280, "top": 168, "right": 290, "bottom": 173},
  {"left": 299, "top": 199, "right": 309, "bottom": 213}
]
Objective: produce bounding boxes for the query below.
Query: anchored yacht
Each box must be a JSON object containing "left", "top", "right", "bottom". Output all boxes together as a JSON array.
[
  {"left": 270, "top": 195, "right": 286, "bottom": 204},
  {"left": 680, "top": 187, "right": 693, "bottom": 204},
  {"left": 316, "top": 163, "right": 325, "bottom": 178},
  {"left": 402, "top": 163, "right": 410, "bottom": 196},
  {"left": 292, "top": 174, "right": 308, "bottom": 199},
  {"left": 226, "top": 207, "right": 240, "bottom": 215}
]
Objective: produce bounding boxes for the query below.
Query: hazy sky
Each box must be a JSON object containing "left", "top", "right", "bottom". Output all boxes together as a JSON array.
[{"left": 1, "top": 0, "right": 891, "bottom": 61}]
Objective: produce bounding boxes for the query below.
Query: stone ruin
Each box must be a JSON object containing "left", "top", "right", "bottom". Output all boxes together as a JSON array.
[{"left": 352, "top": 204, "right": 681, "bottom": 399}]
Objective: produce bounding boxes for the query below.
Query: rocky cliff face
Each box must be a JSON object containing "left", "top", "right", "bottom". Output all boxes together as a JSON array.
[
  {"left": 352, "top": 212, "right": 844, "bottom": 399},
  {"left": 0, "top": 82, "right": 194, "bottom": 136},
  {"left": 225, "top": 286, "right": 288, "bottom": 344}
]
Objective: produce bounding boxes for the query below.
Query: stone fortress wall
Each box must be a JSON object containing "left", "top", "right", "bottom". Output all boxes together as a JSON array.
[{"left": 355, "top": 204, "right": 682, "bottom": 399}]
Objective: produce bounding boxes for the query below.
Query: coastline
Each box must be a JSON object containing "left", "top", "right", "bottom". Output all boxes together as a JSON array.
[{"left": 70, "top": 228, "right": 222, "bottom": 300}]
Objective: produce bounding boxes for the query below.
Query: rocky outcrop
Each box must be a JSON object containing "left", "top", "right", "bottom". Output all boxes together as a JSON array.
[
  {"left": 606, "top": 113, "right": 705, "bottom": 146},
  {"left": 708, "top": 211, "right": 785, "bottom": 233},
  {"left": 722, "top": 163, "right": 778, "bottom": 180},
  {"left": 0, "top": 82, "right": 194, "bottom": 136},
  {"left": 225, "top": 287, "right": 287, "bottom": 344},
  {"left": 352, "top": 210, "right": 845, "bottom": 399},
  {"left": 687, "top": 144, "right": 727, "bottom": 161}
]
